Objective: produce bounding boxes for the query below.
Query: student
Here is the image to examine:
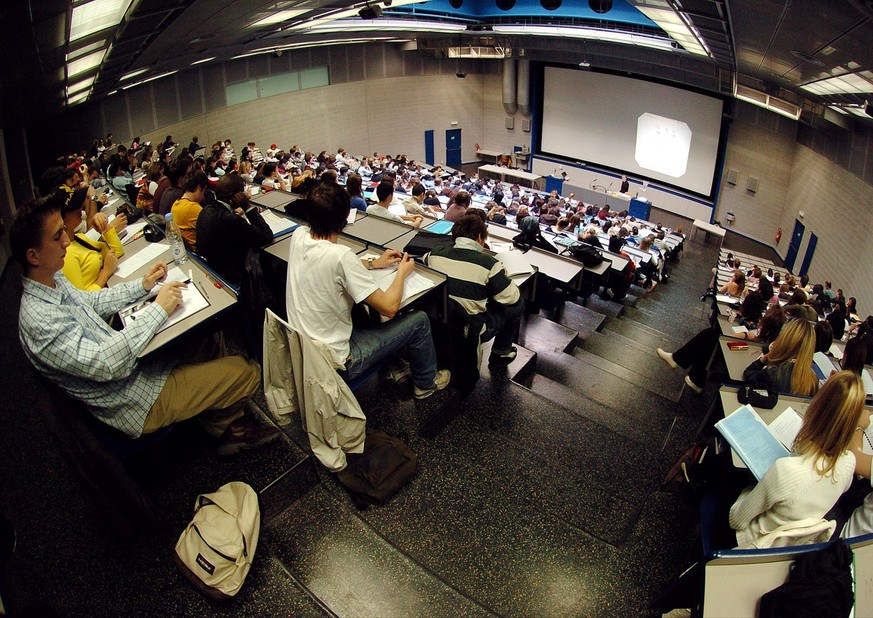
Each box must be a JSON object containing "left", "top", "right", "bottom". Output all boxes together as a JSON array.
[
  {"left": 366, "top": 180, "right": 423, "bottom": 227},
  {"left": 719, "top": 269, "right": 746, "bottom": 297},
  {"left": 170, "top": 170, "right": 208, "bottom": 251},
  {"left": 742, "top": 318, "right": 818, "bottom": 397},
  {"left": 285, "top": 182, "right": 449, "bottom": 399},
  {"left": 12, "top": 197, "right": 279, "bottom": 453},
  {"left": 443, "top": 190, "right": 471, "bottom": 223},
  {"left": 728, "top": 371, "right": 864, "bottom": 548},
  {"left": 59, "top": 189, "right": 126, "bottom": 291},
  {"left": 346, "top": 173, "right": 367, "bottom": 212}
]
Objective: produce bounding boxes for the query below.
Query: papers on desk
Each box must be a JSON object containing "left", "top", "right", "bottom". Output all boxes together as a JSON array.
[
  {"left": 260, "top": 209, "right": 299, "bottom": 237},
  {"left": 732, "top": 325, "right": 749, "bottom": 335},
  {"left": 716, "top": 294, "right": 739, "bottom": 305},
  {"left": 489, "top": 241, "right": 514, "bottom": 254},
  {"left": 345, "top": 209, "right": 357, "bottom": 226},
  {"left": 813, "top": 351, "right": 837, "bottom": 381},
  {"left": 114, "top": 242, "right": 171, "bottom": 279},
  {"left": 830, "top": 342, "right": 844, "bottom": 360},
  {"left": 118, "top": 267, "right": 210, "bottom": 334},
  {"left": 121, "top": 220, "right": 149, "bottom": 245},
  {"left": 716, "top": 404, "right": 791, "bottom": 481},
  {"left": 496, "top": 250, "right": 535, "bottom": 277},
  {"left": 362, "top": 253, "right": 438, "bottom": 305},
  {"left": 768, "top": 407, "right": 803, "bottom": 451}
]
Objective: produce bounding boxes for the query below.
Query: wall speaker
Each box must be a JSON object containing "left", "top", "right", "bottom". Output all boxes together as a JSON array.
[
  {"left": 449, "top": 0, "right": 463, "bottom": 8},
  {"left": 541, "top": 0, "right": 561, "bottom": 9},
  {"left": 496, "top": 0, "right": 516, "bottom": 10},
  {"left": 506, "top": 117, "right": 515, "bottom": 130},
  {"left": 746, "top": 176, "right": 759, "bottom": 193},
  {"left": 726, "top": 169, "right": 738, "bottom": 185},
  {"left": 522, "top": 118, "right": 531, "bottom": 132},
  {"left": 358, "top": 5, "right": 382, "bottom": 19},
  {"left": 589, "top": 0, "right": 612, "bottom": 13}
]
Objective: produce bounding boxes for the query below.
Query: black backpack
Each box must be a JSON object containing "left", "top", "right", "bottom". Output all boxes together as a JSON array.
[
  {"left": 404, "top": 230, "right": 454, "bottom": 256},
  {"left": 567, "top": 244, "right": 605, "bottom": 267},
  {"left": 335, "top": 430, "right": 418, "bottom": 508}
]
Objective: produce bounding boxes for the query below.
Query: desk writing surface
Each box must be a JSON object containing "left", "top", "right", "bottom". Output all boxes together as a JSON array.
[
  {"left": 264, "top": 228, "right": 366, "bottom": 261},
  {"left": 252, "top": 189, "right": 299, "bottom": 210},
  {"left": 342, "top": 214, "right": 412, "bottom": 246},
  {"left": 718, "top": 315, "right": 752, "bottom": 339},
  {"left": 719, "top": 385, "right": 812, "bottom": 468},
  {"left": 719, "top": 336, "right": 763, "bottom": 382},
  {"left": 108, "top": 236, "right": 172, "bottom": 286},
  {"left": 384, "top": 229, "right": 420, "bottom": 252},
  {"left": 356, "top": 248, "right": 447, "bottom": 310},
  {"left": 523, "top": 249, "right": 584, "bottom": 285},
  {"left": 135, "top": 259, "right": 237, "bottom": 358},
  {"left": 703, "top": 550, "right": 799, "bottom": 617}
]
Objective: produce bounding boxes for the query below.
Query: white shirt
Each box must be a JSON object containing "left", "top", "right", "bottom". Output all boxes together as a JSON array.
[
  {"left": 285, "top": 227, "right": 379, "bottom": 360},
  {"left": 366, "top": 203, "right": 405, "bottom": 224}
]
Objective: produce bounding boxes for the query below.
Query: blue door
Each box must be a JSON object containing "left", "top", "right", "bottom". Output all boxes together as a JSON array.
[
  {"left": 784, "top": 219, "right": 805, "bottom": 273},
  {"left": 424, "top": 130, "right": 434, "bottom": 166},
  {"left": 799, "top": 232, "right": 817, "bottom": 277},
  {"left": 446, "top": 129, "right": 461, "bottom": 168}
]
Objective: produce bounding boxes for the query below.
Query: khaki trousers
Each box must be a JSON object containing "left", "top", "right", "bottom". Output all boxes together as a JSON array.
[{"left": 142, "top": 355, "right": 260, "bottom": 436}]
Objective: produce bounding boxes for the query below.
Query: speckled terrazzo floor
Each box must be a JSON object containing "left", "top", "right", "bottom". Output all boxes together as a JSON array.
[{"left": 0, "top": 217, "right": 780, "bottom": 616}]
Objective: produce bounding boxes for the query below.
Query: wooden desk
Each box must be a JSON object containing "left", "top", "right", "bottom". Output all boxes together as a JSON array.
[
  {"left": 384, "top": 229, "right": 420, "bottom": 252},
  {"left": 478, "top": 164, "right": 543, "bottom": 190},
  {"left": 476, "top": 149, "right": 505, "bottom": 163},
  {"left": 719, "top": 336, "right": 764, "bottom": 381},
  {"left": 718, "top": 315, "right": 752, "bottom": 340},
  {"left": 524, "top": 249, "right": 585, "bottom": 285},
  {"left": 692, "top": 219, "right": 726, "bottom": 249},
  {"left": 265, "top": 229, "right": 366, "bottom": 261}
]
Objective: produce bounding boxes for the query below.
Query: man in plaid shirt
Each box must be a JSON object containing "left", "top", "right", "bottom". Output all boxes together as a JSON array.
[{"left": 12, "top": 193, "right": 279, "bottom": 456}]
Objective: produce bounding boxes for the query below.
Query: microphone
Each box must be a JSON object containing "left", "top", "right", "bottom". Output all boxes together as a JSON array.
[
  {"left": 591, "top": 177, "right": 597, "bottom": 188},
  {"left": 607, "top": 182, "right": 613, "bottom": 192}
]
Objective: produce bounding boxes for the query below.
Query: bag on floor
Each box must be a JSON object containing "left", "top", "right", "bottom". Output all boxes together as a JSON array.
[
  {"left": 174, "top": 481, "right": 261, "bottom": 601},
  {"left": 662, "top": 436, "right": 726, "bottom": 494},
  {"left": 336, "top": 429, "right": 418, "bottom": 508}
]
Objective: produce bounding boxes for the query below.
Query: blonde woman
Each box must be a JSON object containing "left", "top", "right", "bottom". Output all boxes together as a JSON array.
[
  {"left": 730, "top": 371, "right": 864, "bottom": 547},
  {"left": 742, "top": 317, "right": 818, "bottom": 397}
]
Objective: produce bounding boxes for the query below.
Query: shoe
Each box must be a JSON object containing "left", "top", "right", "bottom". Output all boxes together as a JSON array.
[
  {"left": 488, "top": 346, "right": 518, "bottom": 367},
  {"left": 684, "top": 375, "right": 704, "bottom": 395},
  {"left": 218, "top": 417, "right": 282, "bottom": 456},
  {"left": 389, "top": 364, "right": 412, "bottom": 384},
  {"left": 413, "top": 369, "right": 451, "bottom": 400},
  {"left": 657, "top": 348, "right": 678, "bottom": 369}
]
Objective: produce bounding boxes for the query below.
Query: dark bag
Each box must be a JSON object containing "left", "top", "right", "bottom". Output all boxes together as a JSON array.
[
  {"left": 568, "top": 244, "right": 605, "bottom": 267},
  {"left": 512, "top": 231, "right": 559, "bottom": 254},
  {"left": 758, "top": 540, "right": 853, "bottom": 618},
  {"left": 116, "top": 201, "right": 143, "bottom": 224},
  {"left": 736, "top": 384, "right": 779, "bottom": 409},
  {"left": 661, "top": 436, "right": 726, "bottom": 494},
  {"left": 336, "top": 430, "right": 418, "bottom": 508},
  {"left": 143, "top": 213, "right": 166, "bottom": 242},
  {"left": 404, "top": 230, "right": 454, "bottom": 256}
]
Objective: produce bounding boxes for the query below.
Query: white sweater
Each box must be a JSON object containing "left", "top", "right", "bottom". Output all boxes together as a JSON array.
[{"left": 729, "top": 451, "right": 855, "bottom": 548}]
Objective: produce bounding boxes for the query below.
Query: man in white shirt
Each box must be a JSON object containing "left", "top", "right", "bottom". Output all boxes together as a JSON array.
[
  {"left": 286, "top": 182, "right": 449, "bottom": 399},
  {"left": 403, "top": 183, "right": 441, "bottom": 217},
  {"left": 366, "top": 180, "right": 423, "bottom": 227}
]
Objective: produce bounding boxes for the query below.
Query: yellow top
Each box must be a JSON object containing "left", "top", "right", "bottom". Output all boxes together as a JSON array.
[
  {"left": 62, "top": 227, "right": 124, "bottom": 291},
  {"left": 171, "top": 197, "right": 202, "bottom": 252}
]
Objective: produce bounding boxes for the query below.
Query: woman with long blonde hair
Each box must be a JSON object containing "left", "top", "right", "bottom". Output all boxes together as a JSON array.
[
  {"left": 742, "top": 317, "right": 818, "bottom": 396},
  {"left": 729, "top": 371, "right": 865, "bottom": 547}
]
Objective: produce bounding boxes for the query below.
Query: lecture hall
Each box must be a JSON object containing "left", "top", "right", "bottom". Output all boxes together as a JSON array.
[{"left": 1, "top": 0, "right": 873, "bottom": 616}]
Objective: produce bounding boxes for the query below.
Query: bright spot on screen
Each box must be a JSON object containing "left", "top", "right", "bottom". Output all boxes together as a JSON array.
[{"left": 634, "top": 113, "right": 692, "bottom": 178}]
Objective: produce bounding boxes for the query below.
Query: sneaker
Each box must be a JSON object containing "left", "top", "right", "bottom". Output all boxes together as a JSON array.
[
  {"left": 684, "top": 375, "right": 704, "bottom": 395},
  {"left": 413, "top": 369, "right": 452, "bottom": 400},
  {"left": 488, "top": 346, "right": 518, "bottom": 367},
  {"left": 389, "top": 365, "right": 412, "bottom": 384},
  {"left": 218, "top": 417, "right": 282, "bottom": 456},
  {"left": 657, "top": 348, "right": 678, "bottom": 369}
]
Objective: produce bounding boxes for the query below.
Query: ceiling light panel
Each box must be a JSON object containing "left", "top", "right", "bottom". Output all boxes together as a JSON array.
[
  {"left": 66, "top": 75, "right": 96, "bottom": 95},
  {"left": 306, "top": 18, "right": 466, "bottom": 34},
  {"left": 492, "top": 24, "right": 674, "bottom": 51},
  {"left": 66, "top": 48, "right": 106, "bottom": 78},
  {"left": 250, "top": 9, "right": 308, "bottom": 28},
  {"left": 70, "top": 0, "right": 134, "bottom": 41},
  {"left": 66, "top": 39, "right": 106, "bottom": 61}
]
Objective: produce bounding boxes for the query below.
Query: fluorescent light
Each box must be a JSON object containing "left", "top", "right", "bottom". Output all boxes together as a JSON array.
[
  {"left": 66, "top": 39, "right": 106, "bottom": 61},
  {"left": 120, "top": 70, "right": 179, "bottom": 91},
  {"left": 250, "top": 9, "right": 308, "bottom": 27},
  {"left": 66, "top": 76, "right": 96, "bottom": 95},
  {"left": 447, "top": 46, "right": 506, "bottom": 59},
  {"left": 120, "top": 67, "right": 149, "bottom": 81},
  {"left": 232, "top": 37, "right": 400, "bottom": 60},
  {"left": 70, "top": 0, "right": 133, "bottom": 41},
  {"left": 67, "top": 90, "right": 91, "bottom": 105},
  {"left": 305, "top": 18, "right": 466, "bottom": 34},
  {"left": 735, "top": 86, "right": 801, "bottom": 120},
  {"left": 634, "top": 3, "right": 710, "bottom": 57},
  {"left": 800, "top": 72, "right": 873, "bottom": 96},
  {"left": 492, "top": 25, "right": 674, "bottom": 51},
  {"left": 191, "top": 56, "right": 216, "bottom": 66},
  {"left": 67, "top": 48, "right": 107, "bottom": 78},
  {"left": 286, "top": 7, "right": 363, "bottom": 30}
]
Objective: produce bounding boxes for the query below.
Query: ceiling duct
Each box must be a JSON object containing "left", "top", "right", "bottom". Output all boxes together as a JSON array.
[
  {"left": 503, "top": 58, "right": 517, "bottom": 115},
  {"left": 517, "top": 59, "right": 531, "bottom": 116}
]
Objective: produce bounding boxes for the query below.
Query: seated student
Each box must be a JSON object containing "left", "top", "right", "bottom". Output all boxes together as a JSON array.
[
  {"left": 842, "top": 391, "right": 873, "bottom": 539},
  {"left": 285, "top": 182, "right": 449, "bottom": 400},
  {"left": 486, "top": 203, "right": 507, "bottom": 226},
  {"left": 423, "top": 188, "right": 442, "bottom": 208},
  {"left": 579, "top": 225, "right": 603, "bottom": 249},
  {"left": 423, "top": 213, "right": 524, "bottom": 366},
  {"left": 367, "top": 180, "right": 423, "bottom": 227},
  {"left": 170, "top": 170, "right": 208, "bottom": 251},
  {"left": 157, "top": 156, "right": 193, "bottom": 215},
  {"left": 136, "top": 163, "right": 163, "bottom": 213},
  {"left": 716, "top": 371, "right": 864, "bottom": 549},
  {"left": 657, "top": 292, "right": 770, "bottom": 394},
  {"left": 443, "top": 190, "right": 472, "bottom": 223},
  {"left": 12, "top": 197, "right": 279, "bottom": 453},
  {"left": 59, "top": 189, "right": 127, "bottom": 291},
  {"left": 403, "top": 183, "right": 440, "bottom": 216},
  {"left": 604, "top": 235, "right": 635, "bottom": 302},
  {"left": 742, "top": 317, "right": 818, "bottom": 397},
  {"left": 346, "top": 172, "right": 368, "bottom": 212},
  {"left": 196, "top": 174, "right": 273, "bottom": 287},
  {"left": 108, "top": 161, "right": 134, "bottom": 193},
  {"left": 839, "top": 333, "right": 868, "bottom": 375},
  {"left": 720, "top": 269, "right": 746, "bottom": 297}
]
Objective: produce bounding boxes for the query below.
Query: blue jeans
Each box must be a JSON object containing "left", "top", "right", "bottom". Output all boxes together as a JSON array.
[{"left": 345, "top": 311, "right": 437, "bottom": 389}]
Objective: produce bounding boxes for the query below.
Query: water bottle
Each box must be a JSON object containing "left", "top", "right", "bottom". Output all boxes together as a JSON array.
[{"left": 164, "top": 212, "right": 187, "bottom": 265}]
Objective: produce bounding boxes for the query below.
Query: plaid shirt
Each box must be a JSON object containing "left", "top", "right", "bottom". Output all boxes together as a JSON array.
[{"left": 19, "top": 273, "right": 176, "bottom": 437}]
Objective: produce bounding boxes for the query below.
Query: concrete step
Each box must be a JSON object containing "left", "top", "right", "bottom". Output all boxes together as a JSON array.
[
  {"left": 571, "top": 332, "right": 685, "bottom": 402},
  {"left": 538, "top": 300, "right": 607, "bottom": 341},
  {"left": 518, "top": 314, "right": 579, "bottom": 355},
  {"left": 600, "top": 314, "right": 684, "bottom": 352},
  {"left": 266, "top": 486, "right": 495, "bottom": 617},
  {"left": 583, "top": 293, "right": 626, "bottom": 318}
]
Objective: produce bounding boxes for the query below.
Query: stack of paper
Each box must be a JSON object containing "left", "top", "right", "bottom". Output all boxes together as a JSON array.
[
  {"left": 496, "top": 250, "right": 535, "bottom": 277},
  {"left": 715, "top": 404, "right": 800, "bottom": 481}
]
